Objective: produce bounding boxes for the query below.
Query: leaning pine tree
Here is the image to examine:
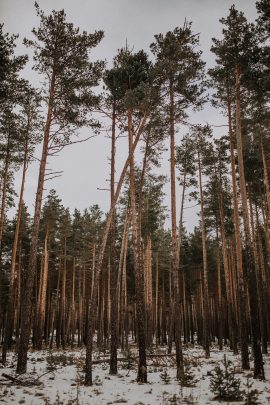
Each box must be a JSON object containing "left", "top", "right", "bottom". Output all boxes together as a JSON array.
[
  {"left": 118, "top": 48, "right": 153, "bottom": 383},
  {"left": 84, "top": 47, "right": 154, "bottom": 386},
  {"left": 16, "top": 2, "right": 104, "bottom": 374},
  {"left": 103, "top": 63, "right": 126, "bottom": 376}
]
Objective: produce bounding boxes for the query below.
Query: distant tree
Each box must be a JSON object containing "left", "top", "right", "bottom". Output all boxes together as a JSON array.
[
  {"left": 0, "top": 25, "right": 28, "bottom": 266},
  {"left": 35, "top": 190, "right": 64, "bottom": 350},
  {"left": 0, "top": 24, "right": 27, "bottom": 109}
]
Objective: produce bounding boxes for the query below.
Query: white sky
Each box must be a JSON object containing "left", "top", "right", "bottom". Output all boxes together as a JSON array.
[{"left": 0, "top": 0, "right": 257, "bottom": 231}]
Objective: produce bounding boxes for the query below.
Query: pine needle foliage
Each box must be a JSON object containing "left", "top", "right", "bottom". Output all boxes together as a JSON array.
[{"left": 210, "top": 355, "right": 243, "bottom": 401}]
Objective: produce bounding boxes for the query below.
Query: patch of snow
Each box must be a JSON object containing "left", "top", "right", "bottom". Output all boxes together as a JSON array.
[{"left": 0, "top": 344, "right": 270, "bottom": 404}]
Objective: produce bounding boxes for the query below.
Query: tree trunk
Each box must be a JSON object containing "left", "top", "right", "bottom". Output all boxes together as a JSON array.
[
  {"left": 0, "top": 130, "right": 11, "bottom": 261},
  {"left": 35, "top": 228, "right": 49, "bottom": 349},
  {"left": 16, "top": 73, "right": 56, "bottom": 374},
  {"left": 2, "top": 140, "right": 28, "bottom": 363},
  {"left": 261, "top": 138, "right": 270, "bottom": 218},
  {"left": 155, "top": 255, "right": 159, "bottom": 345},
  {"left": 227, "top": 87, "right": 249, "bottom": 370},
  {"left": 234, "top": 65, "right": 264, "bottom": 379},
  {"left": 218, "top": 188, "right": 237, "bottom": 353},
  {"left": 197, "top": 147, "right": 210, "bottom": 358},
  {"left": 60, "top": 237, "right": 67, "bottom": 349},
  {"left": 216, "top": 241, "right": 223, "bottom": 350},
  {"left": 109, "top": 99, "right": 118, "bottom": 374},
  {"left": 128, "top": 108, "right": 147, "bottom": 383},
  {"left": 169, "top": 79, "right": 184, "bottom": 378}
]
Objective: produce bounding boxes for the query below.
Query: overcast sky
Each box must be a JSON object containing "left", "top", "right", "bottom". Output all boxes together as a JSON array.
[{"left": 1, "top": 0, "right": 258, "bottom": 231}]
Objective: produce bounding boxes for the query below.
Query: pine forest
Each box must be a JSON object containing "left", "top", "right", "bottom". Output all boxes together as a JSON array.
[{"left": 0, "top": 1, "right": 270, "bottom": 404}]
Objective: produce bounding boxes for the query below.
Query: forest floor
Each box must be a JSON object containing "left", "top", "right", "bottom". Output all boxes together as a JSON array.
[{"left": 0, "top": 344, "right": 270, "bottom": 404}]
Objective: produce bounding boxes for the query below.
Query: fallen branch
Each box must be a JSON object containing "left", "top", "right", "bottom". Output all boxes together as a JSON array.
[
  {"left": 92, "top": 353, "right": 175, "bottom": 365},
  {"left": 2, "top": 373, "right": 43, "bottom": 386}
]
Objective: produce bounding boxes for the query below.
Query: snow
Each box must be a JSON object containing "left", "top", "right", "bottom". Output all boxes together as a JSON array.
[{"left": 1, "top": 344, "right": 270, "bottom": 404}]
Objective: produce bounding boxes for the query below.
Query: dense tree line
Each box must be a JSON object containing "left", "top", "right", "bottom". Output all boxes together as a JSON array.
[{"left": 0, "top": 0, "right": 270, "bottom": 386}]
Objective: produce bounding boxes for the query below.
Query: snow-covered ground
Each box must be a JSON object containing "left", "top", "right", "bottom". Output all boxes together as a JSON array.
[{"left": 1, "top": 345, "right": 270, "bottom": 404}]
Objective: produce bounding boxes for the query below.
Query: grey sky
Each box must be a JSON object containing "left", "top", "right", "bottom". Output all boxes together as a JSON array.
[{"left": 1, "top": 0, "right": 257, "bottom": 231}]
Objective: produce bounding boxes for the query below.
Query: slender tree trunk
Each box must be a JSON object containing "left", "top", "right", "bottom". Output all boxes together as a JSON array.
[
  {"left": 17, "top": 73, "right": 56, "bottom": 374},
  {"left": 122, "top": 221, "right": 129, "bottom": 350},
  {"left": 256, "top": 207, "right": 270, "bottom": 348},
  {"left": 128, "top": 108, "right": 147, "bottom": 382},
  {"left": 70, "top": 260, "right": 76, "bottom": 346},
  {"left": 216, "top": 240, "right": 223, "bottom": 350},
  {"left": 248, "top": 196, "right": 267, "bottom": 355},
  {"left": 155, "top": 255, "right": 159, "bottom": 344},
  {"left": 0, "top": 131, "right": 11, "bottom": 260},
  {"left": 235, "top": 65, "right": 264, "bottom": 379},
  {"left": 15, "top": 240, "right": 22, "bottom": 345},
  {"left": 161, "top": 270, "right": 167, "bottom": 345},
  {"left": 35, "top": 228, "right": 49, "bottom": 349},
  {"left": 227, "top": 88, "right": 249, "bottom": 370},
  {"left": 197, "top": 147, "right": 210, "bottom": 358},
  {"left": 117, "top": 205, "right": 130, "bottom": 348},
  {"left": 2, "top": 141, "right": 28, "bottom": 363},
  {"left": 145, "top": 236, "right": 153, "bottom": 347},
  {"left": 109, "top": 99, "right": 118, "bottom": 374},
  {"left": 78, "top": 264, "right": 83, "bottom": 346},
  {"left": 218, "top": 188, "right": 237, "bottom": 353},
  {"left": 178, "top": 175, "right": 187, "bottom": 344},
  {"left": 169, "top": 79, "right": 184, "bottom": 378},
  {"left": 60, "top": 237, "right": 67, "bottom": 349},
  {"left": 53, "top": 264, "right": 61, "bottom": 349},
  {"left": 261, "top": 138, "right": 270, "bottom": 218},
  {"left": 177, "top": 173, "right": 186, "bottom": 260}
]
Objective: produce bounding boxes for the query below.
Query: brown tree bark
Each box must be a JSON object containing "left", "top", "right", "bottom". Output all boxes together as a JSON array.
[
  {"left": 227, "top": 87, "right": 249, "bottom": 370},
  {"left": 249, "top": 196, "right": 267, "bottom": 355},
  {"left": 109, "top": 99, "right": 118, "bottom": 374},
  {"left": 218, "top": 189, "right": 237, "bottom": 353},
  {"left": 197, "top": 147, "right": 210, "bottom": 358},
  {"left": 128, "top": 108, "right": 147, "bottom": 382},
  {"left": 216, "top": 240, "right": 223, "bottom": 350},
  {"left": 2, "top": 139, "right": 28, "bottom": 363},
  {"left": 261, "top": 138, "right": 270, "bottom": 218},
  {"left": 169, "top": 79, "right": 184, "bottom": 378},
  {"left": 35, "top": 228, "right": 49, "bottom": 349},
  {"left": 117, "top": 206, "right": 130, "bottom": 349},
  {"left": 17, "top": 73, "right": 56, "bottom": 374},
  {"left": 0, "top": 130, "right": 11, "bottom": 260},
  {"left": 60, "top": 237, "right": 67, "bottom": 349},
  {"left": 234, "top": 65, "right": 264, "bottom": 379},
  {"left": 155, "top": 255, "right": 159, "bottom": 345}
]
